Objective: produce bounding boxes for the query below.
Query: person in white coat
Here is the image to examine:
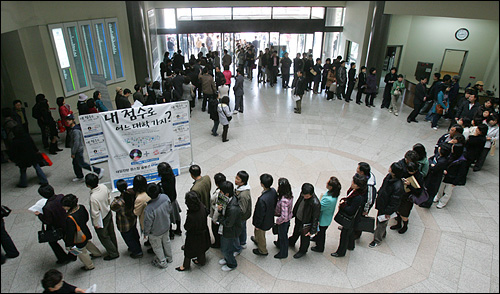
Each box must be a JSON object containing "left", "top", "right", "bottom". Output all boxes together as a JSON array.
[{"left": 217, "top": 96, "right": 232, "bottom": 143}]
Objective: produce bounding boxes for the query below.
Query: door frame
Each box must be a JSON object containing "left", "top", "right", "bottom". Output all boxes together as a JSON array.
[{"left": 439, "top": 48, "right": 469, "bottom": 78}]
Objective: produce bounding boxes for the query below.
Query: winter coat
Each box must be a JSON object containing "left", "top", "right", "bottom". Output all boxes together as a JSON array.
[
  {"left": 456, "top": 102, "right": 481, "bottom": 121},
  {"left": 219, "top": 196, "right": 242, "bottom": 238},
  {"left": 375, "top": 174, "right": 403, "bottom": 216},
  {"left": 64, "top": 205, "right": 92, "bottom": 248},
  {"left": 366, "top": 73, "right": 377, "bottom": 94},
  {"left": 191, "top": 175, "right": 212, "bottom": 210},
  {"left": 233, "top": 74, "right": 244, "bottom": 97},
  {"left": 326, "top": 70, "right": 336, "bottom": 88},
  {"left": 431, "top": 91, "right": 448, "bottom": 114},
  {"left": 143, "top": 193, "right": 172, "bottom": 236},
  {"left": 425, "top": 155, "right": 448, "bottom": 198},
  {"left": 38, "top": 194, "right": 67, "bottom": 230},
  {"left": 336, "top": 66, "right": 347, "bottom": 86},
  {"left": 217, "top": 103, "right": 232, "bottom": 126},
  {"left": 184, "top": 203, "right": 210, "bottom": 259},
  {"left": 357, "top": 71, "right": 367, "bottom": 90},
  {"left": 443, "top": 155, "right": 468, "bottom": 186},
  {"left": 252, "top": 188, "right": 278, "bottom": 231},
  {"left": 318, "top": 192, "right": 338, "bottom": 227},
  {"left": 292, "top": 193, "right": 321, "bottom": 234},
  {"left": 294, "top": 76, "right": 307, "bottom": 96},
  {"left": 235, "top": 185, "right": 252, "bottom": 221},
  {"left": 10, "top": 131, "right": 39, "bottom": 168}
]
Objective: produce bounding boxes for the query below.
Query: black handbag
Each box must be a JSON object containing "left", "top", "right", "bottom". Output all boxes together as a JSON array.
[
  {"left": 272, "top": 224, "right": 279, "bottom": 235},
  {"left": 409, "top": 188, "right": 430, "bottom": 205},
  {"left": 38, "top": 223, "right": 64, "bottom": 243},
  {"left": 334, "top": 209, "right": 356, "bottom": 229},
  {"left": 354, "top": 216, "right": 375, "bottom": 233}
]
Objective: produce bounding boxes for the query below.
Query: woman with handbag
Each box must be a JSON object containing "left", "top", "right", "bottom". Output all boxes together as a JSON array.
[
  {"left": 56, "top": 97, "right": 73, "bottom": 148},
  {"left": 325, "top": 67, "right": 337, "bottom": 101},
  {"left": 430, "top": 84, "right": 449, "bottom": 130},
  {"left": 61, "top": 194, "right": 102, "bottom": 271},
  {"left": 311, "top": 176, "right": 341, "bottom": 253},
  {"left": 388, "top": 74, "right": 406, "bottom": 116},
  {"left": 273, "top": 178, "right": 294, "bottom": 259},
  {"left": 331, "top": 174, "right": 367, "bottom": 257},
  {"left": 390, "top": 162, "right": 425, "bottom": 234}
]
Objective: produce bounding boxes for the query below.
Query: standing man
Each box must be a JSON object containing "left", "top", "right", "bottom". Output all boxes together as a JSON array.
[
  {"left": 280, "top": 52, "right": 292, "bottom": 88},
  {"left": 32, "top": 94, "right": 49, "bottom": 149},
  {"left": 304, "top": 54, "right": 314, "bottom": 91},
  {"left": 369, "top": 162, "right": 404, "bottom": 248},
  {"left": 355, "top": 66, "right": 367, "bottom": 104},
  {"left": 420, "top": 73, "right": 442, "bottom": 114},
  {"left": 292, "top": 53, "right": 304, "bottom": 88},
  {"left": 233, "top": 69, "right": 245, "bottom": 114},
  {"left": 65, "top": 114, "right": 104, "bottom": 182},
  {"left": 446, "top": 75, "right": 460, "bottom": 119},
  {"left": 173, "top": 50, "right": 185, "bottom": 73},
  {"left": 261, "top": 48, "right": 270, "bottom": 84},
  {"left": 288, "top": 183, "right": 321, "bottom": 259},
  {"left": 189, "top": 165, "right": 212, "bottom": 211},
  {"left": 407, "top": 76, "right": 428, "bottom": 123},
  {"left": 294, "top": 71, "right": 306, "bottom": 114},
  {"left": 269, "top": 51, "right": 279, "bottom": 87},
  {"left": 251, "top": 174, "right": 277, "bottom": 256},
  {"left": 234, "top": 171, "right": 252, "bottom": 255},
  {"left": 222, "top": 49, "right": 232, "bottom": 71},
  {"left": 336, "top": 60, "right": 347, "bottom": 101},
  {"left": 345, "top": 63, "right": 357, "bottom": 102},
  {"left": 381, "top": 67, "right": 397, "bottom": 109},
  {"left": 199, "top": 68, "right": 217, "bottom": 112},
  {"left": 12, "top": 100, "right": 29, "bottom": 134},
  {"left": 217, "top": 181, "right": 242, "bottom": 271},
  {"left": 85, "top": 173, "right": 119, "bottom": 260},
  {"left": 143, "top": 184, "right": 173, "bottom": 269},
  {"left": 245, "top": 46, "right": 255, "bottom": 81},
  {"left": 252, "top": 36, "right": 259, "bottom": 55}
]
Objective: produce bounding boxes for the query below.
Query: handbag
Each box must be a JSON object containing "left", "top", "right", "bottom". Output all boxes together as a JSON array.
[
  {"left": 329, "top": 82, "right": 337, "bottom": 93},
  {"left": 220, "top": 104, "right": 232, "bottom": 121},
  {"left": 436, "top": 101, "right": 448, "bottom": 115},
  {"left": 409, "top": 188, "right": 430, "bottom": 205},
  {"left": 68, "top": 215, "right": 87, "bottom": 244},
  {"left": 272, "top": 224, "right": 279, "bottom": 235},
  {"left": 334, "top": 209, "right": 356, "bottom": 229},
  {"left": 38, "top": 223, "right": 64, "bottom": 243},
  {"left": 354, "top": 216, "right": 375, "bottom": 233},
  {"left": 394, "top": 89, "right": 401, "bottom": 96},
  {"left": 37, "top": 152, "right": 51, "bottom": 167}
]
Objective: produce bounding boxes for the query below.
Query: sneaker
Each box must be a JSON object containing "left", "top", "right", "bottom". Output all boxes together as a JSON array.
[
  {"left": 233, "top": 110, "right": 238, "bottom": 114},
  {"left": 388, "top": 109, "right": 393, "bottom": 113},
  {"left": 436, "top": 203, "right": 445, "bottom": 209},
  {"left": 240, "top": 244, "right": 247, "bottom": 249},
  {"left": 219, "top": 258, "right": 227, "bottom": 265},
  {"left": 221, "top": 265, "right": 235, "bottom": 271},
  {"left": 433, "top": 196, "right": 439, "bottom": 203},
  {"left": 394, "top": 112, "right": 399, "bottom": 116},
  {"left": 432, "top": 127, "right": 438, "bottom": 130},
  {"left": 369, "top": 241, "right": 380, "bottom": 248},
  {"left": 98, "top": 168, "right": 105, "bottom": 179},
  {"left": 156, "top": 260, "right": 168, "bottom": 269},
  {"left": 72, "top": 177, "right": 84, "bottom": 182},
  {"left": 233, "top": 251, "right": 241, "bottom": 257}
]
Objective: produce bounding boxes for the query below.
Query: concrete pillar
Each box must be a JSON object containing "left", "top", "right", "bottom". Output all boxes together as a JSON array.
[
  {"left": 364, "top": 1, "right": 391, "bottom": 86},
  {"left": 126, "top": 1, "right": 150, "bottom": 85}
]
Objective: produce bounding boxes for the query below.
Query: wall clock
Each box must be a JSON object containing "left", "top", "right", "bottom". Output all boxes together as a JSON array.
[{"left": 455, "top": 28, "right": 469, "bottom": 41}]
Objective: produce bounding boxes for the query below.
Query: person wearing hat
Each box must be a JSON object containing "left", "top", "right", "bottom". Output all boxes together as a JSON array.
[
  {"left": 77, "top": 94, "right": 90, "bottom": 115},
  {"left": 473, "top": 81, "right": 486, "bottom": 96},
  {"left": 115, "top": 87, "right": 131, "bottom": 110},
  {"left": 65, "top": 114, "right": 104, "bottom": 182}
]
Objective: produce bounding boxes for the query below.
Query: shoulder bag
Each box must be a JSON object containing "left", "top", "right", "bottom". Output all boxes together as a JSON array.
[
  {"left": 334, "top": 208, "right": 357, "bottom": 229},
  {"left": 272, "top": 224, "right": 279, "bottom": 235},
  {"left": 409, "top": 188, "right": 429, "bottom": 205},
  {"left": 219, "top": 104, "right": 232, "bottom": 121},
  {"left": 354, "top": 216, "right": 375, "bottom": 233},
  {"left": 329, "top": 82, "right": 337, "bottom": 93},
  {"left": 68, "top": 215, "right": 87, "bottom": 244},
  {"left": 38, "top": 223, "right": 64, "bottom": 243}
]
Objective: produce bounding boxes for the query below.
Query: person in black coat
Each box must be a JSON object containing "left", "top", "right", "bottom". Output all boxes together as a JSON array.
[
  {"left": 175, "top": 191, "right": 210, "bottom": 271},
  {"left": 365, "top": 68, "right": 378, "bottom": 107},
  {"left": 390, "top": 162, "right": 424, "bottom": 234},
  {"left": 39, "top": 99, "right": 62, "bottom": 155},
  {"left": 434, "top": 144, "right": 468, "bottom": 208},
  {"left": 158, "top": 162, "right": 182, "bottom": 238},
  {"left": 288, "top": 183, "right": 321, "bottom": 259},
  {"left": 336, "top": 60, "right": 347, "bottom": 100},
  {"left": 292, "top": 53, "right": 304, "bottom": 88},
  {"left": 304, "top": 55, "right": 314, "bottom": 90},
  {"left": 345, "top": 63, "right": 357, "bottom": 102},
  {"left": 369, "top": 162, "right": 404, "bottom": 247},
  {"left": 320, "top": 59, "right": 332, "bottom": 92},
  {"left": 420, "top": 73, "right": 442, "bottom": 114},
  {"left": 464, "top": 124, "right": 488, "bottom": 171},
  {"left": 420, "top": 144, "right": 452, "bottom": 208},
  {"left": 312, "top": 58, "right": 323, "bottom": 94},
  {"left": 381, "top": 67, "right": 397, "bottom": 108},
  {"left": 32, "top": 94, "right": 50, "bottom": 149},
  {"left": 294, "top": 71, "right": 307, "bottom": 114},
  {"left": 10, "top": 125, "right": 49, "bottom": 188},
  {"left": 331, "top": 174, "right": 367, "bottom": 257},
  {"left": 407, "top": 76, "right": 428, "bottom": 123},
  {"left": 455, "top": 90, "right": 481, "bottom": 122},
  {"left": 35, "top": 185, "right": 77, "bottom": 264},
  {"left": 172, "top": 50, "right": 184, "bottom": 72},
  {"left": 172, "top": 71, "right": 185, "bottom": 101},
  {"left": 356, "top": 66, "right": 367, "bottom": 104},
  {"left": 280, "top": 52, "right": 292, "bottom": 88},
  {"left": 12, "top": 100, "right": 29, "bottom": 134},
  {"left": 251, "top": 174, "right": 277, "bottom": 256}
]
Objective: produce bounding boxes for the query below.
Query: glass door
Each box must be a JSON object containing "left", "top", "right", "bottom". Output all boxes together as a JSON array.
[
  {"left": 222, "top": 33, "right": 234, "bottom": 74},
  {"left": 179, "top": 34, "right": 189, "bottom": 61}
]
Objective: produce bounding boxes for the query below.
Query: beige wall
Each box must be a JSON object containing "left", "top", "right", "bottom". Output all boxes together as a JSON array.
[
  {"left": 1, "top": 1, "right": 136, "bottom": 128},
  {"left": 387, "top": 15, "right": 499, "bottom": 93},
  {"left": 384, "top": 1, "right": 499, "bottom": 21},
  {"left": 342, "top": 1, "right": 373, "bottom": 65}
]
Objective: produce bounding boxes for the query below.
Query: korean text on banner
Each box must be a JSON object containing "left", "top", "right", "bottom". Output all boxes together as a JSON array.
[
  {"left": 99, "top": 101, "right": 190, "bottom": 190},
  {"left": 79, "top": 113, "right": 109, "bottom": 164}
]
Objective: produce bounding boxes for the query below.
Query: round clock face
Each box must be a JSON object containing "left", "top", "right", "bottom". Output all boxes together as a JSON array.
[{"left": 455, "top": 28, "right": 469, "bottom": 41}]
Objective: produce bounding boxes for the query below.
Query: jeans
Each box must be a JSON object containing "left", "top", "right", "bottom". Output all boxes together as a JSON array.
[
  {"left": 95, "top": 212, "right": 119, "bottom": 258},
  {"left": 120, "top": 226, "right": 142, "bottom": 255},
  {"left": 149, "top": 231, "right": 173, "bottom": 264},
  {"left": 19, "top": 163, "right": 48, "bottom": 187},
  {"left": 276, "top": 221, "right": 290, "bottom": 257},
  {"left": 72, "top": 150, "right": 101, "bottom": 179},
  {"left": 211, "top": 120, "right": 219, "bottom": 135},
  {"left": 221, "top": 236, "right": 239, "bottom": 268},
  {"left": 236, "top": 220, "right": 247, "bottom": 252},
  {"left": 288, "top": 219, "right": 310, "bottom": 253},
  {"left": 235, "top": 95, "right": 244, "bottom": 112},
  {"left": 1, "top": 219, "right": 19, "bottom": 258},
  {"left": 431, "top": 113, "right": 442, "bottom": 128}
]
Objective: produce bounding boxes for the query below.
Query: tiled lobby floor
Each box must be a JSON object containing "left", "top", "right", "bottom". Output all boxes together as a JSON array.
[{"left": 1, "top": 77, "right": 498, "bottom": 293}]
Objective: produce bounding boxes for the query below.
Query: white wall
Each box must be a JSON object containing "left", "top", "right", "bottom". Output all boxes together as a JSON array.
[
  {"left": 342, "top": 1, "right": 372, "bottom": 65},
  {"left": 484, "top": 35, "right": 499, "bottom": 96},
  {"left": 385, "top": 1, "right": 499, "bottom": 21},
  {"left": 387, "top": 15, "right": 499, "bottom": 91}
]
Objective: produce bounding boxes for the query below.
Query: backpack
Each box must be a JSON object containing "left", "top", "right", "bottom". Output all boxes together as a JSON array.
[{"left": 68, "top": 215, "right": 87, "bottom": 244}]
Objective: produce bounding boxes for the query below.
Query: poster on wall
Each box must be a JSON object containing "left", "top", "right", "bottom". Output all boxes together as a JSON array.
[
  {"left": 79, "top": 113, "right": 109, "bottom": 164},
  {"left": 99, "top": 101, "right": 190, "bottom": 190}
]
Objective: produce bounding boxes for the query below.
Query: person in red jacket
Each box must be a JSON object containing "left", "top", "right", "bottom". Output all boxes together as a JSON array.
[{"left": 56, "top": 97, "right": 73, "bottom": 148}]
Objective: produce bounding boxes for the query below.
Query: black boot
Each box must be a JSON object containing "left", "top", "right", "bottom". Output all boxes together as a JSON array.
[
  {"left": 55, "top": 141, "right": 63, "bottom": 151},
  {"left": 49, "top": 142, "right": 58, "bottom": 155},
  {"left": 398, "top": 220, "right": 409, "bottom": 234},
  {"left": 390, "top": 215, "right": 402, "bottom": 230}
]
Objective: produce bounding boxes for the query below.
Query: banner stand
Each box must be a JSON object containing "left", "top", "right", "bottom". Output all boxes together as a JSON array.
[{"left": 180, "top": 116, "right": 195, "bottom": 170}]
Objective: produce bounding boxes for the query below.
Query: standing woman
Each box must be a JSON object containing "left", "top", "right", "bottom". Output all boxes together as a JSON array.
[
  {"left": 56, "top": 97, "right": 73, "bottom": 148},
  {"left": 413, "top": 143, "right": 429, "bottom": 178},
  {"left": 390, "top": 162, "right": 424, "bottom": 234},
  {"left": 40, "top": 99, "right": 62, "bottom": 155},
  {"left": 217, "top": 96, "right": 232, "bottom": 143},
  {"left": 61, "top": 194, "right": 102, "bottom": 271},
  {"left": 355, "top": 66, "right": 367, "bottom": 104},
  {"left": 430, "top": 84, "right": 449, "bottom": 130},
  {"left": 93, "top": 91, "right": 108, "bottom": 112},
  {"left": 420, "top": 144, "right": 451, "bottom": 208},
  {"left": 133, "top": 175, "right": 151, "bottom": 245},
  {"left": 331, "top": 174, "right": 367, "bottom": 258},
  {"left": 325, "top": 66, "right": 337, "bottom": 101},
  {"left": 273, "top": 178, "right": 294, "bottom": 259},
  {"left": 311, "top": 176, "right": 341, "bottom": 253},
  {"left": 364, "top": 68, "right": 377, "bottom": 107},
  {"left": 175, "top": 191, "right": 211, "bottom": 271},
  {"left": 320, "top": 58, "right": 332, "bottom": 93},
  {"left": 157, "top": 162, "right": 182, "bottom": 239}
]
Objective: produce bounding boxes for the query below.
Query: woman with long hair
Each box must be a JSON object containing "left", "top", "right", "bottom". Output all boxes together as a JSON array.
[
  {"left": 273, "top": 178, "right": 294, "bottom": 259},
  {"left": 157, "top": 162, "right": 182, "bottom": 239},
  {"left": 311, "top": 176, "right": 341, "bottom": 252}
]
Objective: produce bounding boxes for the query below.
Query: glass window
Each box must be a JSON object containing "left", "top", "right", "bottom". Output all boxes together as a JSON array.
[
  {"left": 51, "top": 27, "right": 71, "bottom": 69},
  {"left": 106, "top": 20, "right": 124, "bottom": 79},
  {"left": 66, "top": 25, "right": 88, "bottom": 88},
  {"left": 160, "top": 9, "right": 176, "bottom": 29},
  {"left": 232, "top": 7, "right": 272, "bottom": 19},
  {"left": 94, "top": 22, "right": 112, "bottom": 81},
  {"left": 80, "top": 23, "right": 99, "bottom": 75},
  {"left": 273, "top": 7, "right": 310, "bottom": 19},
  {"left": 325, "top": 7, "right": 344, "bottom": 26},
  {"left": 311, "top": 7, "right": 325, "bottom": 19},
  {"left": 177, "top": 8, "right": 191, "bottom": 21},
  {"left": 322, "top": 32, "right": 342, "bottom": 63},
  {"left": 313, "top": 32, "right": 322, "bottom": 61},
  {"left": 192, "top": 7, "right": 232, "bottom": 20}
]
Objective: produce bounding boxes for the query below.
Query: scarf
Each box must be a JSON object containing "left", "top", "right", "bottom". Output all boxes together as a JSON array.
[{"left": 338, "top": 188, "right": 363, "bottom": 209}]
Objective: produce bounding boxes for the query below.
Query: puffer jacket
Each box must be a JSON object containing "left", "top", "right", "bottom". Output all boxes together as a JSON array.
[
  {"left": 219, "top": 196, "right": 242, "bottom": 238},
  {"left": 292, "top": 193, "right": 321, "bottom": 235},
  {"left": 375, "top": 174, "right": 404, "bottom": 216},
  {"left": 443, "top": 155, "right": 468, "bottom": 186}
]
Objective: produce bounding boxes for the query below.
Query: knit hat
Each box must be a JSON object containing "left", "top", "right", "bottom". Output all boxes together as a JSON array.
[{"left": 78, "top": 94, "right": 88, "bottom": 102}]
